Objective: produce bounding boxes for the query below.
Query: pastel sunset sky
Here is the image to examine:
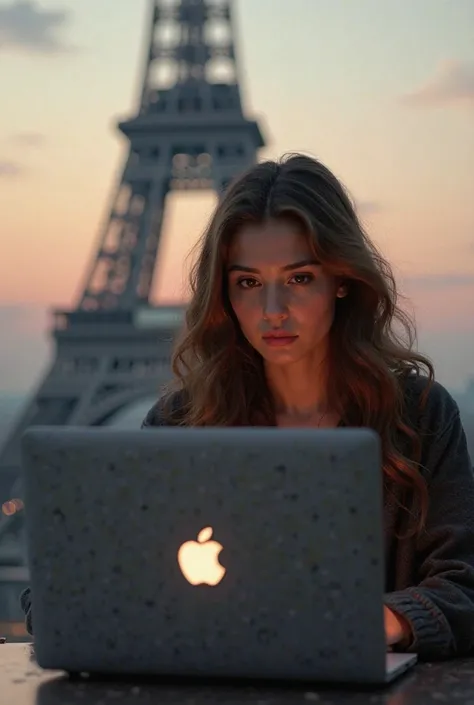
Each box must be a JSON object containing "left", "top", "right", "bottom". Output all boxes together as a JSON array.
[{"left": 0, "top": 0, "right": 473, "bottom": 393}]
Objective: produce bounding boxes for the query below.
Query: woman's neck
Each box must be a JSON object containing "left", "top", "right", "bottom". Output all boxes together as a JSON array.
[{"left": 265, "top": 355, "right": 329, "bottom": 419}]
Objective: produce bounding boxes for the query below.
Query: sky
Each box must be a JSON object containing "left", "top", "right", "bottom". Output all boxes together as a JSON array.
[{"left": 0, "top": 0, "right": 473, "bottom": 394}]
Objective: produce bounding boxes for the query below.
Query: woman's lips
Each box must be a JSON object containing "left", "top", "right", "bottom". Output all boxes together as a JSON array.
[{"left": 262, "top": 334, "right": 298, "bottom": 347}]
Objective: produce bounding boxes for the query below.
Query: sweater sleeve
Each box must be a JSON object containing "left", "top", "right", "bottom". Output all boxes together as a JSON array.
[
  {"left": 19, "top": 586, "right": 33, "bottom": 635},
  {"left": 141, "top": 391, "right": 186, "bottom": 428},
  {"left": 384, "top": 402, "right": 474, "bottom": 659},
  {"left": 141, "top": 401, "right": 163, "bottom": 428}
]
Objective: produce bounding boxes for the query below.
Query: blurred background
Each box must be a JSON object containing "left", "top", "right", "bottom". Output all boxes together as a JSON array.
[{"left": 1, "top": 0, "right": 473, "bottom": 444}]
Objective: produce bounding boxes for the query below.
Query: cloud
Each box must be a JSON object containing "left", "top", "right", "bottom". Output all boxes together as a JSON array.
[
  {"left": 0, "top": 160, "right": 24, "bottom": 177},
  {"left": 404, "top": 273, "right": 474, "bottom": 290},
  {"left": 0, "top": 0, "right": 75, "bottom": 55},
  {"left": 10, "top": 131, "right": 46, "bottom": 147},
  {"left": 401, "top": 59, "right": 474, "bottom": 109}
]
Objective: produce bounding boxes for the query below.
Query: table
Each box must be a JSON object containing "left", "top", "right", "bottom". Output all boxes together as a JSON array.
[{"left": 2, "top": 643, "right": 474, "bottom": 705}]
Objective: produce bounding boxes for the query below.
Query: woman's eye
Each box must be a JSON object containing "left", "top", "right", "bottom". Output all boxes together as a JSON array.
[
  {"left": 289, "top": 273, "right": 313, "bottom": 285},
  {"left": 237, "top": 277, "right": 260, "bottom": 289},
  {"left": 234, "top": 273, "right": 314, "bottom": 289}
]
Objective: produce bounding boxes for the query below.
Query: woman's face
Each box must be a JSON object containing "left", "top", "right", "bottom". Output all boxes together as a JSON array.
[{"left": 227, "top": 218, "right": 339, "bottom": 367}]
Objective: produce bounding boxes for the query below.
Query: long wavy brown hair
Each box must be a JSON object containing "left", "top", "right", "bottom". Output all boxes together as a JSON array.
[{"left": 164, "top": 153, "right": 434, "bottom": 532}]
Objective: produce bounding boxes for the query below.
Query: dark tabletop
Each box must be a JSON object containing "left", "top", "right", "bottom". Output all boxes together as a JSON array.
[{"left": 2, "top": 643, "right": 474, "bottom": 705}]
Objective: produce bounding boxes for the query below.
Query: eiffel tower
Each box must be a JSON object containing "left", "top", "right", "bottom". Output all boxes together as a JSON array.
[{"left": 0, "top": 0, "right": 265, "bottom": 631}]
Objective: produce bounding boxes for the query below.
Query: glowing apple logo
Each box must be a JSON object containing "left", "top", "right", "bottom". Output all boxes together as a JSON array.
[{"left": 177, "top": 526, "right": 226, "bottom": 586}]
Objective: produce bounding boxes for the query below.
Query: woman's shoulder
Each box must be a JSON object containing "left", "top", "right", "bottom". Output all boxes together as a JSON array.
[
  {"left": 400, "top": 372, "right": 460, "bottom": 428},
  {"left": 141, "top": 389, "right": 188, "bottom": 428}
]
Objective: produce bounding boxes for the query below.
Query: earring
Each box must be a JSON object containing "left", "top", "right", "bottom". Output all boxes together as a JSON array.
[{"left": 337, "top": 285, "right": 348, "bottom": 298}]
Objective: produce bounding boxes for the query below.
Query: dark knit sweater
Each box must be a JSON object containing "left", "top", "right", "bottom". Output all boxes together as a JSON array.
[{"left": 21, "top": 375, "right": 474, "bottom": 660}]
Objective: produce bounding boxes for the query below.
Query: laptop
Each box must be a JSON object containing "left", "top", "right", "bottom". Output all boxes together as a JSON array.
[{"left": 20, "top": 426, "right": 417, "bottom": 684}]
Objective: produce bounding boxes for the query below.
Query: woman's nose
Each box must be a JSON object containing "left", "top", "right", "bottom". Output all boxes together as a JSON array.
[{"left": 262, "top": 284, "right": 289, "bottom": 322}]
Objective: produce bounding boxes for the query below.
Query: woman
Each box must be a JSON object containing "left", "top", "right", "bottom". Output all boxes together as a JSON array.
[
  {"left": 22, "top": 154, "right": 474, "bottom": 660},
  {"left": 141, "top": 153, "right": 474, "bottom": 660}
]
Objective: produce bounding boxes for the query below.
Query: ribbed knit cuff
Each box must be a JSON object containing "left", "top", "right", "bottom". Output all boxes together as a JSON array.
[{"left": 384, "top": 589, "right": 453, "bottom": 660}]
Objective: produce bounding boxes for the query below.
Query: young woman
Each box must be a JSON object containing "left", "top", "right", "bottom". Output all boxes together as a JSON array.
[
  {"left": 141, "top": 153, "right": 474, "bottom": 660},
  {"left": 22, "top": 154, "right": 474, "bottom": 660}
]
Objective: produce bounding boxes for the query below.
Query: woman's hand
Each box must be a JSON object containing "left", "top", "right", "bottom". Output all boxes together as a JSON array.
[{"left": 384, "top": 606, "right": 412, "bottom": 648}]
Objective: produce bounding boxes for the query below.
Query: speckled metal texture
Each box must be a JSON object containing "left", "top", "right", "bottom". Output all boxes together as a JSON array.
[{"left": 21, "top": 426, "right": 387, "bottom": 683}]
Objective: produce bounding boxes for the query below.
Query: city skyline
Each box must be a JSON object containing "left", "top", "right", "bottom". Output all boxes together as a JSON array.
[{"left": 1, "top": 0, "right": 473, "bottom": 392}]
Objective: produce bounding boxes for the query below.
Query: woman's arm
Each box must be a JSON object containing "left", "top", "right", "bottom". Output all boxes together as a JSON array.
[
  {"left": 19, "top": 586, "right": 33, "bottom": 635},
  {"left": 385, "top": 404, "right": 474, "bottom": 659}
]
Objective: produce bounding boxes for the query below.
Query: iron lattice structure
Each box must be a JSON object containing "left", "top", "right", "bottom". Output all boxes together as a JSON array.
[{"left": 0, "top": 0, "right": 266, "bottom": 625}]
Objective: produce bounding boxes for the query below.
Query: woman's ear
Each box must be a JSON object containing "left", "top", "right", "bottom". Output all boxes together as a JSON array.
[{"left": 336, "top": 282, "right": 348, "bottom": 298}]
